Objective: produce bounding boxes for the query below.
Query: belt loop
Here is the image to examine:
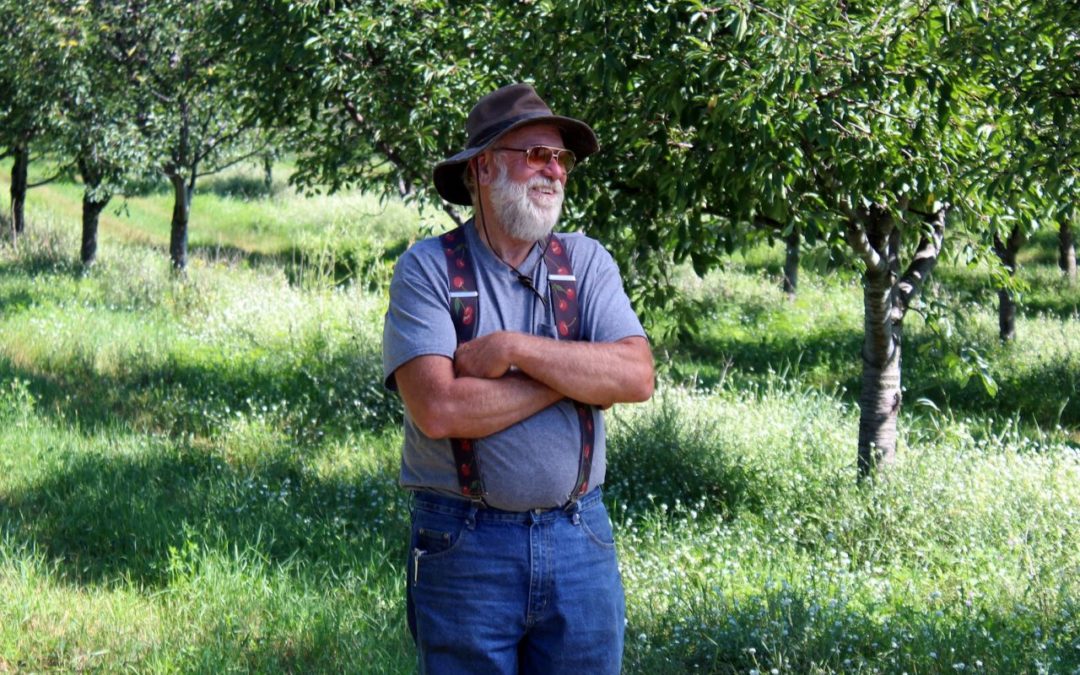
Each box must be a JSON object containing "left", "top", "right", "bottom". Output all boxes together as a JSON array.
[{"left": 465, "top": 502, "right": 479, "bottom": 530}]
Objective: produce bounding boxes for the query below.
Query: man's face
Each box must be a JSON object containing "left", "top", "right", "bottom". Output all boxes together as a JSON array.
[{"left": 483, "top": 124, "right": 568, "bottom": 242}]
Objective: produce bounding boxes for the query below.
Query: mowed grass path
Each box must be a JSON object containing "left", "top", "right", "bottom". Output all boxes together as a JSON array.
[{"left": 0, "top": 170, "right": 1078, "bottom": 673}]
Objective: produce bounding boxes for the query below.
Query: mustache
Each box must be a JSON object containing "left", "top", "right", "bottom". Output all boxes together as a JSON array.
[{"left": 527, "top": 175, "right": 563, "bottom": 195}]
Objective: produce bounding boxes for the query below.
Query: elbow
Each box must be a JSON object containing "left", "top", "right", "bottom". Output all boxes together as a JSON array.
[
  {"left": 408, "top": 401, "right": 455, "bottom": 440},
  {"left": 629, "top": 370, "right": 655, "bottom": 403},
  {"left": 622, "top": 339, "right": 655, "bottom": 403},
  {"left": 605, "top": 366, "right": 654, "bottom": 407},
  {"left": 626, "top": 353, "right": 655, "bottom": 402}
]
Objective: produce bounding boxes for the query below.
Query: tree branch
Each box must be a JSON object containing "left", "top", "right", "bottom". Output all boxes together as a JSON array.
[
  {"left": 340, "top": 96, "right": 463, "bottom": 227},
  {"left": 992, "top": 224, "right": 1026, "bottom": 267},
  {"left": 27, "top": 167, "right": 71, "bottom": 189},
  {"left": 194, "top": 145, "right": 269, "bottom": 180},
  {"left": 845, "top": 217, "right": 884, "bottom": 271},
  {"left": 753, "top": 214, "right": 785, "bottom": 230},
  {"left": 193, "top": 113, "right": 259, "bottom": 166},
  {"left": 896, "top": 207, "right": 945, "bottom": 313}
]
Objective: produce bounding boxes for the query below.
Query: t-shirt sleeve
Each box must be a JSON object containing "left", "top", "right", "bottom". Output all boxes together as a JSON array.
[
  {"left": 382, "top": 243, "right": 458, "bottom": 390},
  {"left": 575, "top": 239, "right": 647, "bottom": 345}
]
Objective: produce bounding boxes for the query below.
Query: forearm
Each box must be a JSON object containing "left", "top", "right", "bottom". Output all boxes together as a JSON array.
[
  {"left": 400, "top": 365, "right": 564, "bottom": 439},
  {"left": 511, "top": 335, "right": 654, "bottom": 407}
]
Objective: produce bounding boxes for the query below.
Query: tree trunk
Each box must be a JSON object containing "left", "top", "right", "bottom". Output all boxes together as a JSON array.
[
  {"left": 858, "top": 262, "right": 902, "bottom": 476},
  {"left": 77, "top": 157, "right": 110, "bottom": 267},
  {"left": 782, "top": 224, "right": 800, "bottom": 298},
  {"left": 1060, "top": 218, "right": 1077, "bottom": 285},
  {"left": 81, "top": 192, "right": 110, "bottom": 267},
  {"left": 847, "top": 207, "right": 945, "bottom": 479},
  {"left": 855, "top": 209, "right": 901, "bottom": 476},
  {"left": 10, "top": 145, "right": 28, "bottom": 236},
  {"left": 168, "top": 172, "right": 191, "bottom": 270},
  {"left": 263, "top": 153, "right": 273, "bottom": 194},
  {"left": 993, "top": 226, "right": 1025, "bottom": 342},
  {"left": 167, "top": 99, "right": 194, "bottom": 270},
  {"left": 997, "top": 285, "right": 1017, "bottom": 342}
]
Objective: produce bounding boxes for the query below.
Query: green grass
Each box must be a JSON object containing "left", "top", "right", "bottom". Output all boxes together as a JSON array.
[{"left": 0, "top": 172, "right": 1077, "bottom": 672}]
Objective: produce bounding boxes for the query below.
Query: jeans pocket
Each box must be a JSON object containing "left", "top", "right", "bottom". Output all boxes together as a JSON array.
[
  {"left": 578, "top": 504, "right": 617, "bottom": 550},
  {"left": 410, "top": 509, "right": 470, "bottom": 586}
]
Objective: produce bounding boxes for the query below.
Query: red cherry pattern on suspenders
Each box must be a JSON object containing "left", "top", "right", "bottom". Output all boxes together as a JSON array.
[{"left": 439, "top": 226, "right": 596, "bottom": 502}]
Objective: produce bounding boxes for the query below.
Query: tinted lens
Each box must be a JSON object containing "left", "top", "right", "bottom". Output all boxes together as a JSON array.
[{"left": 525, "top": 146, "right": 576, "bottom": 173}]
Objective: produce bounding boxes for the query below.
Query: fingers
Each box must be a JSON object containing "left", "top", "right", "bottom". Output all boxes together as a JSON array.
[{"left": 454, "top": 336, "right": 508, "bottom": 379}]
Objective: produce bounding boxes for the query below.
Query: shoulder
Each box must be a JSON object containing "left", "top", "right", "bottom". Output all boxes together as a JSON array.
[
  {"left": 554, "top": 230, "right": 619, "bottom": 273},
  {"left": 399, "top": 233, "right": 450, "bottom": 267},
  {"left": 392, "top": 234, "right": 451, "bottom": 283}
]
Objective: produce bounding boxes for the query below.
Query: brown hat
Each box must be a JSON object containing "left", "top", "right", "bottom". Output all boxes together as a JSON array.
[{"left": 433, "top": 83, "right": 599, "bottom": 205}]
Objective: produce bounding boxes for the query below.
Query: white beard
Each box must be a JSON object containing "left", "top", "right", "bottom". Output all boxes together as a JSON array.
[{"left": 488, "top": 163, "right": 564, "bottom": 242}]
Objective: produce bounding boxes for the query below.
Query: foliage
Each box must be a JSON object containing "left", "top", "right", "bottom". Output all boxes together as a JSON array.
[
  {"left": 89, "top": 0, "right": 269, "bottom": 267},
  {"left": 218, "top": 0, "right": 1045, "bottom": 310},
  {"left": 0, "top": 185, "right": 1077, "bottom": 672},
  {"left": 2, "top": 4, "right": 1079, "bottom": 670},
  {"left": 50, "top": 2, "right": 153, "bottom": 202},
  {"left": 0, "top": 0, "right": 68, "bottom": 158},
  {"left": 960, "top": 1, "right": 1080, "bottom": 230},
  {"left": 217, "top": 0, "right": 1071, "bottom": 471}
]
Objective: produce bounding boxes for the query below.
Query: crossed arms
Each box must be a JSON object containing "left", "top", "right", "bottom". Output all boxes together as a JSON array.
[{"left": 394, "top": 332, "right": 654, "bottom": 440}]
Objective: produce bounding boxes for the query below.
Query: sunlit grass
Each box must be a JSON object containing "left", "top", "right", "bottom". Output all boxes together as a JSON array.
[
  {"left": 610, "top": 382, "right": 1079, "bottom": 673},
  {"left": 0, "top": 160, "right": 450, "bottom": 262},
  {"left": 0, "top": 182, "right": 1077, "bottom": 672}
]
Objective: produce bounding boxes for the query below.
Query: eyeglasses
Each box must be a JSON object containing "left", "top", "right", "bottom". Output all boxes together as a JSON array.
[{"left": 491, "top": 145, "right": 577, "bottom": 173}]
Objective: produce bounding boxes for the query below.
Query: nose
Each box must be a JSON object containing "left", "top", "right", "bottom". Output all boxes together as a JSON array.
[{"left": 540, "top": 154, "right": 567, "bottom": 181}]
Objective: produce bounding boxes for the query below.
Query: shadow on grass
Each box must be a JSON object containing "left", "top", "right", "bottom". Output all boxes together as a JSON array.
[
  {"left": 906, "top": 349, "right": 1080, "bottom": 428},
  {"left": 932, "top": 257, "right": 1080, "bottom": 322},
  {"left": 665, "top": 323, "right": 865, "bottom": 397},
  {"left": 197, "top": 173, "right": 277, "bottom": 200},
  {"left": 0, "top": 248, "right": 83, "bottom": 279},
  {"left": 0, "top": 286, "right": 37, "bottom": 315},
  {"left": 0, "top": 431, "right": 409, "bottom": 589},
  {"left": 605, "top": 398, "right": 767, "bottom": 521},
  {"left": 0, "top": 225, "right": 407, "bottom": 296},
  {"left": 0, "top": 337, "right": 402, "bottom": 441},
  {"left": 665, "top": 295, "right": 1079, "bottom": 429},
  {"left": 186, "top": 237, "right": 408, "bottom": 290}
]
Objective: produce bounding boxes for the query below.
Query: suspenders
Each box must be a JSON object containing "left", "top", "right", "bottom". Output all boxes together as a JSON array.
[
  {"left": 439, "top": 226, "right": 596, "bottom": 505},
  {"left": 440, "top": 228, "right": 485, "bottom": 498}
]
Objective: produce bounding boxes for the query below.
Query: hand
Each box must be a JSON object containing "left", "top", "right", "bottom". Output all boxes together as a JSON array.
[{"left": 454, "top": 331, "right": 515, "bottom": 379}]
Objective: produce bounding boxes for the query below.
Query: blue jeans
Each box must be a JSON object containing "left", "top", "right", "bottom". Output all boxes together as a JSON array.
[{"left": 406, "top": 488, "right": 625, "bottom": 674}]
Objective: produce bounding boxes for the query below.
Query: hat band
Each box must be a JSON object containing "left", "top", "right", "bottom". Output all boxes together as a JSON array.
[{"left": 468, "top": 112, "right": 551, "bottom": 149}]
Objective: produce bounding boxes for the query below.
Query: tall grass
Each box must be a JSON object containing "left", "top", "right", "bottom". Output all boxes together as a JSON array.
[
  {"left": 0, "top": 178, "right": 1077, "bottom": 672},
  {"left": 608, "top": 382, "right": 1078, "bottom": 673}
]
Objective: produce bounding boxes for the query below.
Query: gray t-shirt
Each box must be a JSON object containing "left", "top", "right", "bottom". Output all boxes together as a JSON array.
[{"left": 382, "top": 219, "right": 646, "bottom": 511}]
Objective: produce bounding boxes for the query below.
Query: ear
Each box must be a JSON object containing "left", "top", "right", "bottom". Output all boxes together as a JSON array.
[{"left": 475, "top": 152, "right": 496, "bottom": 186}]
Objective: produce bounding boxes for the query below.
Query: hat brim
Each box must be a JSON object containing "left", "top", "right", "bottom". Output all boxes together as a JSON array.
[{"left": 433, "top": 114, "right": 598, "bottom": 206}]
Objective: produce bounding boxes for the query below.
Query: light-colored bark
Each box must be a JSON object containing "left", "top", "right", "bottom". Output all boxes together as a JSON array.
[{"left": 848, "top": 207, "right": 945, "bottom": 478}]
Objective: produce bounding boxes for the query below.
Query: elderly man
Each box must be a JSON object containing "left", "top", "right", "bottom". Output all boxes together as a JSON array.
[{"left": 382, "top": 83, "right": 654, "bottom": 674}]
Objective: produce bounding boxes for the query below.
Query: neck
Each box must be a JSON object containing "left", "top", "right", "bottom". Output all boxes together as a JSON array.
[{"left": 475, "top": 201, "right": 539, "bottom": 269}]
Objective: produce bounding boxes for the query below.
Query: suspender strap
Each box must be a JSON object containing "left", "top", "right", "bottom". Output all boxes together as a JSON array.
[
  {"left": 544, "top": 234, "right": 596, "bottom": 503},
  {"left": 440, "top": 226, "right": 596, "bottom": 505},
  {"left": 440, "top": 228, "right": 485, "bottom": 500}
]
